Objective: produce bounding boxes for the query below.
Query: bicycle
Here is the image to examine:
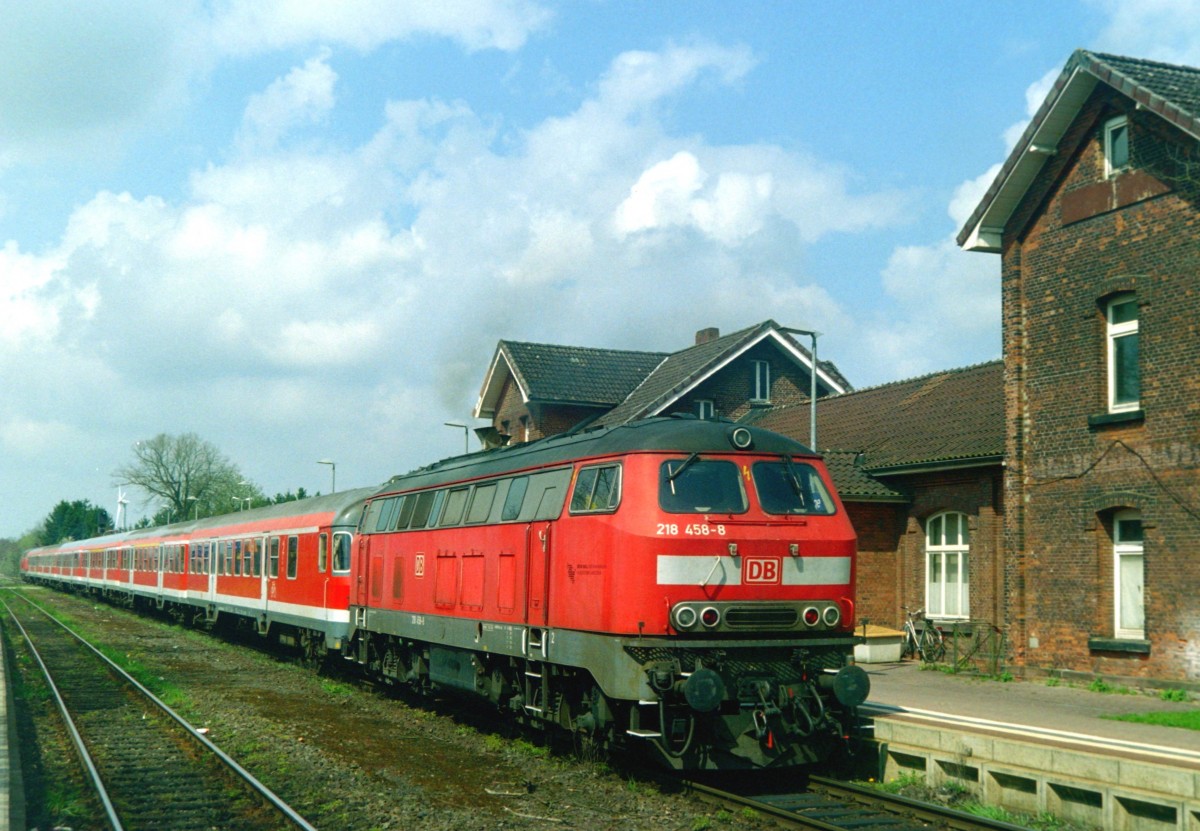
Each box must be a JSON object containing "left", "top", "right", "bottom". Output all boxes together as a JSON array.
[{"left": 901, "top": 607, "right": 947, "bottom": 663}]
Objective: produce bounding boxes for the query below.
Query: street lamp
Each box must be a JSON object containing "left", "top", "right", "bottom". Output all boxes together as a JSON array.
[
  {"left": 444, "top": 422, "right": 469, "bottom": 454},
  {"left": 317, "top": 459, "right": 336, "bottom": 493},
  {"left": 781, "top": 327, "right": 822, "bottom": 450},
  {"left": 187, "top": 495, "right": 199, "bottom": 520}
]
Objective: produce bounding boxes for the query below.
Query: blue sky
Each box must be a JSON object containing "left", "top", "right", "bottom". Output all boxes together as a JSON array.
[{"left": 2, "top": 0, "right": 1198, "bottom": 536}]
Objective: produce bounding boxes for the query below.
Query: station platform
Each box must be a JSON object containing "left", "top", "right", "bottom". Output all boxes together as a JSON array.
[
  {"left": 862, "top": 660, "right": 1199, "bottom": 828},
  {"left": 2, "top": 630, "right": 22, "bottom": 831}
]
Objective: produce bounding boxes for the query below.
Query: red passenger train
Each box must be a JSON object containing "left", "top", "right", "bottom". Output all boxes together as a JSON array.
[{"left": 22, "top": 416, "right": 867, "bottom": 770}]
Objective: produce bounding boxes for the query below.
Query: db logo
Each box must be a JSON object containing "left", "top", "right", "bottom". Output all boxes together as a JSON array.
[{"left": 744, "top": 557, "right": 781, "bottom": 584}]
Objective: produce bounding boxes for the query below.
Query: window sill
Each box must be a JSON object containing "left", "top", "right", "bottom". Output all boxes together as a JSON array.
[
  {"left": 1088, "top": 409, "right": 1144, "bottom": 429},
  {"left": 1088, "top": 636, "right": 1150, "bottom": 654}
]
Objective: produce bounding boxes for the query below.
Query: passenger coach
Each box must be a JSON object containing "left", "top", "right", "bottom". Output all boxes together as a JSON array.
[{"left": 21, "top": 488, "right": 374, "bottom": 661}]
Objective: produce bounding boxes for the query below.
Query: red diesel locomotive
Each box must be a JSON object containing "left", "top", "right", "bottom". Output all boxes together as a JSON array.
[
  {"left": 22, "top": 416, "right": 867, "bottom": 770},
  {"left": 347, "top": 416, "right": 868, "bottom": 770}
]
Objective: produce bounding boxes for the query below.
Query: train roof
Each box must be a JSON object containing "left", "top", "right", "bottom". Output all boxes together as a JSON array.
[
  {"left": 378, "top": 415, "right": 814, "bottom": 496},
  {"left": 29, "top": 486, "right": 377, "bottom": 555}
]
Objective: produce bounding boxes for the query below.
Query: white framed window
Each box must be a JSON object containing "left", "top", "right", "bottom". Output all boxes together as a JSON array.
[
  {"left": 1106, "top": 294, "right": 1139, "bottom": 413},
  {"left": 926, "top": 512, "right": 970, "bottom": 619},
  {"left": 1104, "top": 116, "right": 1130, "bottom": 177},
  {"left": 1113, "top": 510, "right": 1144, "bottom": 639},
  {"left": 752, "top": 360, "right": 770, "bottom": 402},
  {"left": 696, "top": 399, "right": 715, "bottom": 420}
]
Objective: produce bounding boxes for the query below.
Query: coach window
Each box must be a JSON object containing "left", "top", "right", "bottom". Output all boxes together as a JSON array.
[
  {"left": 332, "top": 532, "right": 352, "bottom": 572},
  {"left": 318, "top": 533, "right": 328, "bottom": 572},
  {"left": 1106, "top": 293, "right": 1139, "bottom": 413},
  {"left": 1113, "top": 510, "right": 1145, "bottom": 639},
  {"left": 249, "top": 538, "right": 261, "bottom": 577},
  {"left": 570, "top": 464, "right": 622, "bottom": 513},
  {"left": 269, "top": 537, "right": 280, "bottom": 578},
  {"left": 286, "top": 536, "right": 299, "bottom": 579},
  {"left": 926, "top": 512, "right": 970, "bottom": 619},
  {"left": 233, "top": 540, "right": 243, "bottom": 576}
]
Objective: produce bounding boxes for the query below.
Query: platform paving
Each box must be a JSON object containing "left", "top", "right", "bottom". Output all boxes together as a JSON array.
[
  {"left": 1, "top": 630, "right": 21, "bottom": 831},
  {"left": 863, "top": 661, "right": 1200, "bottom": 829}
]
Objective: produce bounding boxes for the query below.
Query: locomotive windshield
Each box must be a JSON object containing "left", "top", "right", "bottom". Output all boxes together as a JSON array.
[
  {"left": 659, "top": 458, "right": 747, "bottom": 514},
  {"left": 753, "top": 459, "right": 836, "bottom": 515}
]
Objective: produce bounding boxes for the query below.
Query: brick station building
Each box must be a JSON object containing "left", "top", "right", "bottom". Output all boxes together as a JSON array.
[{"left": 959, "top": 50, "right": 1200, "bottom": 683}]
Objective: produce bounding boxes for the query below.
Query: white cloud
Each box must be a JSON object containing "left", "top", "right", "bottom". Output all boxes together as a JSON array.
[
  {"left": 0, "top": 1, "right": 203, "bottom": 163},
  {"left": 238, "top": 50, "right": 338, "bottom": 151},
  {"left": 211, "top": 0, "right": 553, "bottom": 55},
  {"left": 1092, "top": 0, "right": 1200, "bottom": 65}
]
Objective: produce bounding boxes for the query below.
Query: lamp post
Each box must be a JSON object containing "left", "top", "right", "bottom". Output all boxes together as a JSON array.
[
  {"left": 317, "top": 459, "right": 336, "bottom": 494},
  {"left": 444, "top": 422, "right": 469, "bottom": 454},
  {"left": 187, "top": 495, "right": 199, "bottom": 520},
  {"left": 782, "top": 327, "right": 822, "bottom": 450}
]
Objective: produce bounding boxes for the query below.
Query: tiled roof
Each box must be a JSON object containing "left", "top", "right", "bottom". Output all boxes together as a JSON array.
[
  {"left": 500, "top": 341, "right": 667, "bottom": 406},
  {"left": 959, "top": 49, "right": 1200, "bottom": 251},
  {"left": 821, "top": 450, "right": 907, "bottom": 501},
  {"left": 749, "top": 360, "right": 1004, "bottom": 472},
  {"left": 597, "top": 320, "right": 851, "bottom": 427}
]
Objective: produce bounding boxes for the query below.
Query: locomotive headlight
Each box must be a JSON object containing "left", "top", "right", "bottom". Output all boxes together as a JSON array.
[
  {"left": 822, "top": 605, "right": 841, "bottom": 628},
  {"left": 802, "top": 606, "right": 821, "bottom": 627},
  {"left": 700, "top": 606, "right": 721, "bottom": 628},
  {"left": 674, "top": 605, "right": 698, "bottom": 630},
  {"left": 729, "top": 427, "right": 754, "bottom": 450}
]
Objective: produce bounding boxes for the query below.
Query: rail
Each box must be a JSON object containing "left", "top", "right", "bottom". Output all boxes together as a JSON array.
[
  {"left": 681, "top": 774, "right": 1032, "bottom": 831},
  {"left": 2, "top": 591, "right": 317, "bottom": 831}
]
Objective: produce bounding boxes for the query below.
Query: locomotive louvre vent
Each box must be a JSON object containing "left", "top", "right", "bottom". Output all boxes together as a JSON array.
[{"left": 723, "top": 606, "right": 800, "bottom": 628}]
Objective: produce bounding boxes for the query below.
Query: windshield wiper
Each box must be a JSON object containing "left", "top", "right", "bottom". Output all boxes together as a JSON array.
[
  {"left": 666, "top": 452, "right": 700, "bottom": 495},
  {"left": 782, "top": 455, "right": 807, "bottom": 508}
]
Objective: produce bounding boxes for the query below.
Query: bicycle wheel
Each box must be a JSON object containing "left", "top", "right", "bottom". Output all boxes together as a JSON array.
[{"left": 920, "top": 627, "right": 946, "bottom": 663}]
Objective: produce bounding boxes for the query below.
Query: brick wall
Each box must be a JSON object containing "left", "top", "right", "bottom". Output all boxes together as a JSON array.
[
  {"left": 1002, "top": 86, "right": 1200, "bottom": 681},
  {"left": 847, "top": 466, "right": 1004, "bottom": 633}
]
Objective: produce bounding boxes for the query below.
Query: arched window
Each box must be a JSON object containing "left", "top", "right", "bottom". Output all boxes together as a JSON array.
[
  {"left": 926, "top": 512, "right": 970, "bottom": 619},
  {"left": 1113, "top": 509, "right": 1144, "bottom": 639}
]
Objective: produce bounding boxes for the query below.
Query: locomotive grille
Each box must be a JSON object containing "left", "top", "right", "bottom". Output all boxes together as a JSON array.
[{"left": 723, "top": 606, "right": 799, "bottom": 628}]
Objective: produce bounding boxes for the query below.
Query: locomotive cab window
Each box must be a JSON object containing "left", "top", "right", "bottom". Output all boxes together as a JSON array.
[
  {"left": 659, "top": 458, "right": 747, "bottom": 514},
  {"left": 570, "top": 463, "right": 622, "bottom": 513},
  {"left": 753, "top": 460, "right": 835, "bottom": 515}
]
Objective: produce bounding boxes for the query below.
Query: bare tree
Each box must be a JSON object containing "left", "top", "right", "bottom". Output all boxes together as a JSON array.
[{"left": 114, "top": 433, "right": 263, "bottom": 522}]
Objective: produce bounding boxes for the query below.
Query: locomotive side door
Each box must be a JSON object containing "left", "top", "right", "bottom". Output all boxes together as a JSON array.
[
  {"left": 354, "top": 534, "right": 370, "bottom": 609},
  {"left": 526, "top": 521, "right": 551, "bottom": 626}
]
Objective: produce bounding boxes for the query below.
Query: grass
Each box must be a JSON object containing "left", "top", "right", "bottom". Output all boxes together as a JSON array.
[
  {"left": 862, "top": 774, "right": 1087, "bottom": 831},
  {"left": 1104, "top": 709, "right": 1200, "bottom": 731}
]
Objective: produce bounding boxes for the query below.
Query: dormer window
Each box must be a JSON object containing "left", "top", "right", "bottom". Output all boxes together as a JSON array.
[
  {"left": 697, "top": 399, "right": 715, "bottom": 420},
  {"left": 751, "top": 360, "right": 771, "bottom": 403},
  {"left": 1104, "top": 116, "right": 1130, "bottom": 177}
]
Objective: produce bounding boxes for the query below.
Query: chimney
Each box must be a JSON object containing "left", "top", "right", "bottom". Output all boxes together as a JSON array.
[{"left": 695, "top": 327, "right": 720, "bottom": 345}]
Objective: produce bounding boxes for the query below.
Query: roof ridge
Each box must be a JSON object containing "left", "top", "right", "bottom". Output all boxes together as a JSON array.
[
  {"left": 817, "top": 358, "right": 1002, "bottom": 402},
  {"left": 501, "top": 339, "right": 669, "bottom": 358},
  {"left": 1087, "top": 50, "right": 1200, "bottom": 74}
]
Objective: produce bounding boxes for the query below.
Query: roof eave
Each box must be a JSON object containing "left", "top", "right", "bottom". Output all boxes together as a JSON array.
[
  {"left": 473, "top": 347, "right": 529, "bottom": 420},
  {"left": 959, "top": 63, "right": 1099, "bottom": 252},
  {"left": 865, "top": 454, "right": 1004, "bottom": 477}
]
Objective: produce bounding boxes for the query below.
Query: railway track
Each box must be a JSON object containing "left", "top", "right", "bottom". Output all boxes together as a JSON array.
[
  {"left": 685, "top": 774, "right": 1031, "bottom": 831},
  {"left": 2, "top": 593, "right": 315, "bottom": 831}
]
